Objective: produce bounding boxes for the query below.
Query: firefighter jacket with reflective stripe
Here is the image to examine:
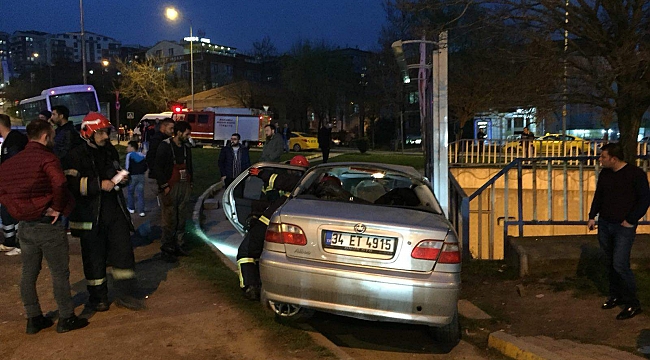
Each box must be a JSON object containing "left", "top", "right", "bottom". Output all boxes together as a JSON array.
[
  {"left": 63, "top": 141, "right": 134, "bottom": 234},
  {"left": 252, "top": 169, "right": 302, "bottom": 226}
]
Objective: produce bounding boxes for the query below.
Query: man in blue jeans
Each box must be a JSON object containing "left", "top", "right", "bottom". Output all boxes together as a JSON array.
[
  {"left": 0, "top": 119, "right": 88, "bottom": 333},
  {"left": 588, "top": 143, "right": 650, "bottom": 320}
]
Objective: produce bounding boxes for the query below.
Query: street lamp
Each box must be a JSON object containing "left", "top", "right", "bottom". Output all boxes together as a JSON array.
[
  {"left": 80, "top": 0, "right": 87, "bottom": 84},
  {"left": 165, "top": 6, "right": 194, "bottom": 110}
]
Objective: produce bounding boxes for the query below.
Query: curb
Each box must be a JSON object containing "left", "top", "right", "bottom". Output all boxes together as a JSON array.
[
  {"left": 192, "top": 181, "right": 354, "bottom": 360},
  {"left": 488, "top": 332, "right": 556, "bottom": 360}
]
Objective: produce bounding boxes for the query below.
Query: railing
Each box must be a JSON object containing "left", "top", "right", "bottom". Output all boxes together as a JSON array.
[
  {"left": 448, "top": 155, "right": 650, "bottom": 260},
  {"left": 449, "top": 139, "right": 650, "bottom": 167}
]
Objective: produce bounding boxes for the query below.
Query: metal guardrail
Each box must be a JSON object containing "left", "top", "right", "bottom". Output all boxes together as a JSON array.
[
  {"left": 449, "top": 139, "right": 650, "bottom": 167},
  {"left": 449, "top": 155, "right": 650, "bottom": 260}
]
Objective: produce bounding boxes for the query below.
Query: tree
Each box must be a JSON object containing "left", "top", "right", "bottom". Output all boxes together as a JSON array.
[
  {"left": 435, "top": 0, "right": 650, "bottom": 162},
  {"left": 115, "top": 58, "right": 188, "bottom": 112},
  {"left": 281, "top": 40, "right": 356, "bottom": 130}
]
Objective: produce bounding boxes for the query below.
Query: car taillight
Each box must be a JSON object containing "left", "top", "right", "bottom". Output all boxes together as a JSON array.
[
  {"left": 265, "top": 223, "right": 307, "bottom": 246},
  {"left": 411, "top": 240, "right": 461, "bottom": 263}
]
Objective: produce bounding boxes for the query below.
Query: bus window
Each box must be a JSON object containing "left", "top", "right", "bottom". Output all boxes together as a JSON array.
[
  {"left": 20, "top": 99, "right": 48, "bottom": 123},
  {"left": 50, "top": 92, "right": 99, "bottom": 116}
]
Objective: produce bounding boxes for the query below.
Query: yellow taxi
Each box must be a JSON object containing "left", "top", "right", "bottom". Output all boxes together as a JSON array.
[
  {"left": 504, "top": 133, "right": 593, "bottom": 155},
  {"left": 289, "top": 132, "right": 319, "bottom": 151}
]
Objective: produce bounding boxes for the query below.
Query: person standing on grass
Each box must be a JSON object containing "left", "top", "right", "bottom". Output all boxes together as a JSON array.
[
  {"left": 218, "top": 133, "right": 251, "bottom": 187},
  {"left": 0, "top": 114, "right": 28, "bottom": 255},
  {"left": 125, "top": 141, "right": 147, "bottom": 217},
  {"left": 0, "top": 119, "right": 88, "bottom": 334},
  {"left": 259, "top": 124, "right": 283, "bottom": 163},
  {"left": 588, "top": 142, "right": 650, "bottom": 320}
]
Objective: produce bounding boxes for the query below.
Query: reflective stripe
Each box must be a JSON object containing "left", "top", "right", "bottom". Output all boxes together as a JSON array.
[
  {"left": 69, "top": 221, "right": 93, "bottom": 230},
  {"left": 111, "top": 268, "right": 135, "bottom": 280},
  {"left": 2, "top": 224, "right": 15, "bottom": 230},
  {"left": 87, "top": 278, "right": 106, "bottom": 286},
  {"left": 268, "top": 173, "right": 278, "bottom": 189},
  {"left": 258, "top": 216, "right": 270, "bottom": 225},
  {"left": 237, "top": 258, "right": 256, "bottom": 288},
  {"left": 64, "top": 169, "right": 79, "bottom": 177},
  {"left": 80, "top": 177, "right": 88, "bottom": 196},
  {"left": 4, "top": 231, "right": 16, "bottom": 238}
]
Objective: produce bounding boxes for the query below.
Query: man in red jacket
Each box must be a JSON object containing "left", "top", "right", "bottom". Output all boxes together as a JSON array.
[{"left": 0, "top": 119, "right": 88, "bottom": 334}]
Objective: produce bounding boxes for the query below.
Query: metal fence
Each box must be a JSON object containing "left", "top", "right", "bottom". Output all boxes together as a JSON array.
[
  {"left": 449, "top": 139, "right": 650, "bottom": 167},
  {"left": 449, "top": 156, "right": 650, "bottom": 260}
]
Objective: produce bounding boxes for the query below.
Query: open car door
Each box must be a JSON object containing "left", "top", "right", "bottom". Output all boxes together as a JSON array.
[{"left": 222, "top": 162, "right": 307, "bottom": 235}]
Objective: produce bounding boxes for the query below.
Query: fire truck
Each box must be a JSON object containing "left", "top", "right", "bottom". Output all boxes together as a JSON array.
[{"left": 171, "top": 106, "right": 272, "bottom": 146}]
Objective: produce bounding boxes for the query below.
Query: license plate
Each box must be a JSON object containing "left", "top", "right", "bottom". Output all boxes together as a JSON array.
[{"left": 323, "top": 231, "right": 396, "bottom": 255}]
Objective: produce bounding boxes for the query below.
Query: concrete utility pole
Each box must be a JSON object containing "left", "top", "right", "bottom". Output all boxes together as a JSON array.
[{"left": 391, "top": 32, "right": 449, "bottom": 215}]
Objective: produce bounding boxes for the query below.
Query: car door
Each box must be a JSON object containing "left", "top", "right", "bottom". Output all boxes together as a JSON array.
[{"left": 222, "top": 163, "right": 306, "bottom": 235}]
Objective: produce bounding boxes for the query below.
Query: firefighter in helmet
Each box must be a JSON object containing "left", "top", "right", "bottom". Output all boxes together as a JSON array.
[
  {"left": 236, "top": 155, "right": 310, "bottom": 300},
  {"left": 63, "top": 112, "right": 146, "bottom": 311}
]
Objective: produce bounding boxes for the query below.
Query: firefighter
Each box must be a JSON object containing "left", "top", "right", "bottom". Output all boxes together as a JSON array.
[
  {"left": 236, "top": 155, "right": 310, "bottom": 300},
  {"left": 63, "top": 112, "right": 146, "bottom": 312}
]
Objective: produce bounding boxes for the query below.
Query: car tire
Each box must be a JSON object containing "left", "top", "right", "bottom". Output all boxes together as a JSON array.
[
  {"left": 293, "top": 144, "right": 301, "bottom": 152},
  {"left": 267, "top": 299, "right": 314, "bottom": 323},
  {"left": 430, "top": 310, "right": 461, "bottom": 345}
]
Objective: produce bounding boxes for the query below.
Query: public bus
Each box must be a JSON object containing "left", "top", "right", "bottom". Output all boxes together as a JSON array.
[{"left": 18, "top": 85, "right": 100, "bottom": 126}]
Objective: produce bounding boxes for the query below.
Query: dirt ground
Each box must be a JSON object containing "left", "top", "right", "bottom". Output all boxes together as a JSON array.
[
  {"left": 0, "top": 221, "right": 329, "bottom": 360},
  {"left": 460, "top": 261, "right": 650, "bottom": 356}
]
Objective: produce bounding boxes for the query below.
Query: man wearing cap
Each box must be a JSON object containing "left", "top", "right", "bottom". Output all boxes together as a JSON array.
[{"left": 63, "top": 112, "right": 145, "bottom": 312}]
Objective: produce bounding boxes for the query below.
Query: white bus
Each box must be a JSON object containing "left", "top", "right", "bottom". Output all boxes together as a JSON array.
[{"left": 18, "top": 85, "right": 100, "bottom": 126}]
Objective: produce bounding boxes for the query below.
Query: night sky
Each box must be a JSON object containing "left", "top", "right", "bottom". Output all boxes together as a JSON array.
[{"left": 1, "top": 0, "right": 388, "bottom": 53}]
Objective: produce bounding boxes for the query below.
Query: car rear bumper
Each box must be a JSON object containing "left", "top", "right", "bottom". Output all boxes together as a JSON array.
[{"left": 260, "top": 250, "right": 460, "bottom": 327}]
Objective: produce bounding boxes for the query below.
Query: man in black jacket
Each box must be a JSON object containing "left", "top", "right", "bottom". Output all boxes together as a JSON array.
[
  {"left": 64, "top": 112, "right": 145, "bottom": 312},
  {"left": 588, "top": 143, "right": 650, "bottom": 320},
  {"left": 146, "top": 118, "right": 175, "bottom": 180},
  {"left": 318, "top": 122, "right": 332, "bottom": 163},
  {"left": 218, "top": 133, "right": 251, "bottom": 187},
  {"left": 154, "top": 121, "right": 193, "bottom": 262},
  {"left": 0, "top": 114, "right": 28, "bottom": 254},
  {"left": 50, "top": 105, "right": 83, "bottom": 161}
]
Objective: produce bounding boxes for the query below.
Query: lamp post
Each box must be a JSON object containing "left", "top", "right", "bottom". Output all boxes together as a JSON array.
[{"left": 165, "top": 7, "right": 194, "bottom": 110}]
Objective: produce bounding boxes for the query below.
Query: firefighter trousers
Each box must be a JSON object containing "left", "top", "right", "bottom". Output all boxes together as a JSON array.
[
  {"left": 236, "top": 221, "right": 266, "bottom": 289},
  {"left": 79, "top": 201, "right": 135, "bottom": 302}
]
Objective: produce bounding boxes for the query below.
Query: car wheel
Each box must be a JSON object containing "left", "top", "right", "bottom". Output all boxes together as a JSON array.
[
  {"left": 293, "top": 144, "right": 301, "bottom": 152},
  {"left": 267, "top": 300, "right": 314, "bottom": 323},
  {"left": 430, "top": 310, "right": 461, "bottom": 345}
]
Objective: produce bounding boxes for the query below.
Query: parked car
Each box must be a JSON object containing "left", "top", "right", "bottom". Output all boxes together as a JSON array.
[
  {"left": 503, "top": 133, "right": 593, "bottom": 155},
  {"left": 289, "top": 132, "right": 319, "bottom": 152},
  {"left": 222, "top": 162, "right": 462, "bottom": 344}
]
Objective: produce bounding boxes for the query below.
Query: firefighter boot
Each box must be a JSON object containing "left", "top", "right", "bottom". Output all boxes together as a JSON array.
[
  {"left": 239, "top": 261, "right": 261, "bottom": 301},
  {"left": 87, "top": 283, "right": 110, "bottom": 312},
  {"left": 114, "top": 278, "right": 147, "bottom": 311}
]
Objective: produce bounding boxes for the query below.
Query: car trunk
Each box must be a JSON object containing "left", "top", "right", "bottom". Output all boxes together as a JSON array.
[{"left": 276, "top": 198, "right": 451, "bottom": 272}]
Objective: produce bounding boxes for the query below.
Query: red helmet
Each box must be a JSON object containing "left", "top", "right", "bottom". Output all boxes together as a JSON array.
[
  {"left": 320, "top": 174, "right": 342, "bottom": 188},
  {"left": 289, "top": 155, "right": 309, "bottom": 168},
  {"left": 80, "top": 112, "right": 112, "bottom": 139}
]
